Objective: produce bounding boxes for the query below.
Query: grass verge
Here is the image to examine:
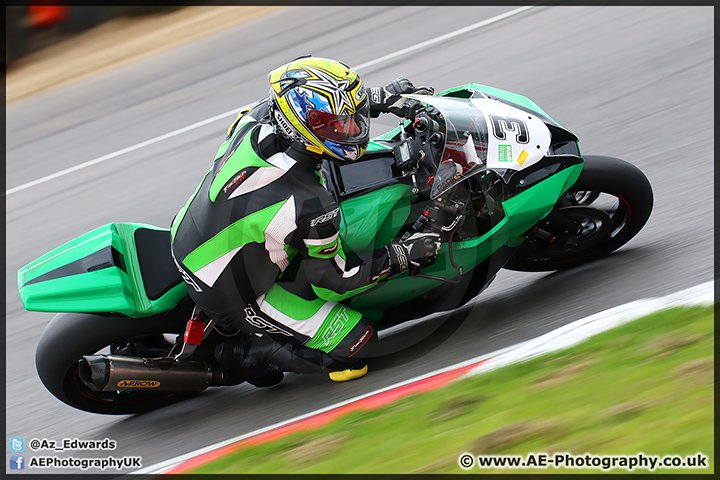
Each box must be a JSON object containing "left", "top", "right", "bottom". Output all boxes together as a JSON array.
[{"left": 192, "top": 306, "right": 714, "bottom": 474}]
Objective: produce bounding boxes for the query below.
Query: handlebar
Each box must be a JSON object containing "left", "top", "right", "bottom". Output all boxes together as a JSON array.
[{"left": 392, "top": 106, "right": 444, "bottom": 175}]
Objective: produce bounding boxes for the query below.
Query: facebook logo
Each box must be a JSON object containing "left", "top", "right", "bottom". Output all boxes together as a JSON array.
[
  {"left": 10, "top": 437, "right": 24, "bottom": 452},
  {"left": 9, "top": 455, "right": 25, "bottom": 470}
]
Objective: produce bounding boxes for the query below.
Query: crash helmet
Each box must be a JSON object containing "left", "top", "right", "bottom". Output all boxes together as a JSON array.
[{"left": 268, "top": 56, "right": 369, "bottom": 163}]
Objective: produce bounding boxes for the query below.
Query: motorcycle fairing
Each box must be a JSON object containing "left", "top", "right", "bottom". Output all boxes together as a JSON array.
[
  {"left": 348, "top": 161, "right": 583, "bottom": 316},
  {"left": 402, "top": 94, "right": 554, "bottom": 192},
  {"left": 18, "top": 223, "right": 187, "bottom": 317},
  {"left": 438, "top": 83, "right": 567, "bottom": 132},
  {"left": 470, "top": 97, "right": 551, "bottom": 172},
  {"left": 337, "top": 183, "right": 414, "bottom": 255}
]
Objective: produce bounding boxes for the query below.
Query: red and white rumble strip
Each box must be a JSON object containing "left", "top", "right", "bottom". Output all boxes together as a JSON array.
[{"left": 134, "top": 281, "right": 713, "bottom": 475}]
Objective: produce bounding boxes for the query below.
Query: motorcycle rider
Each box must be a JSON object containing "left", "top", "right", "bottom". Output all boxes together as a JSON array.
[{"left": 170, "top": 56, "right": 440, "bottom": 387}]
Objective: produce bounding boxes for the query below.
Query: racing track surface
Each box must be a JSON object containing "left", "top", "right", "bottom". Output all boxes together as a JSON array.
[{"left": 6, "top": 6, "right": 713, "bottom": 474}]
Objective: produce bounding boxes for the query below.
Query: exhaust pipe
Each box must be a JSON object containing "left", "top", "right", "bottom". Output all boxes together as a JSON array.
[{"left": 78, "top": 355, "right": 241, "bottom": 392}]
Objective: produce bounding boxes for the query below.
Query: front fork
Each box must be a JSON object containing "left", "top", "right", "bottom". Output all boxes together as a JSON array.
[{"left": 527, "top": 207, "right": 581, "bottom": 247}]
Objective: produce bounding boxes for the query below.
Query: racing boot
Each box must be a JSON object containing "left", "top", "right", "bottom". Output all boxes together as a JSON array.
[
  {"left": 215, "top": 335, "right": 368, "bottom": 383},
  {"left": 328, "top": 364, "right": 368, "bottom": 382},
  {"left": 271, "top": 342, "right": 368, "bottom": 381},
  {"left": 214, "top": 336, "right": 284, "bottom": 388}
]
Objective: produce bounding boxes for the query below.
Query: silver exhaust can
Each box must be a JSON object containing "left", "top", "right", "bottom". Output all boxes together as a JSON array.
[{"left": 78, "top": 355, "right": 220, "bottom": 391}]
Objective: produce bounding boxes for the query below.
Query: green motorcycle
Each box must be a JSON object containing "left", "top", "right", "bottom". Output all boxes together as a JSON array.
[{"left": 18, "top": 83, "right": 653, "bottom": 414}]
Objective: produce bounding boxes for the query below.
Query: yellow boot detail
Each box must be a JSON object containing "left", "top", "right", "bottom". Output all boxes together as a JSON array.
[{"left": 329, "top": 364, "right": 368, "bottom": 382}]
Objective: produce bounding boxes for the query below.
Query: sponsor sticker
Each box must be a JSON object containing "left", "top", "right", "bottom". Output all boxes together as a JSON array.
[
  {"left": 116, "top": 380, "right": 161, "bottom": 389},
  {"left": 367, "top": 266, "right": 391, "bottom": 284},
  {"left": 355, "top": 86, "right": 367, "bottom": 102},
  {"left": 274, "top": 109, "right": 296, "bottom": 139},
  {"left": 347, "top": 325, "right": 373, "bottom": 357},
  {"left": 498, "top": 144, "right": 513, "bottom": 162},
  {"left": 516, "top": 150, "right": 529, "bottom": 166},
  {"left": 223, "top": 170, "right": 248, "bottom": 193},
  {"left": 318, "top": 243, "right": 339, "bottom": 256},
  {"left": 171, "top": 250, "right": 203, "bottom": 292}
]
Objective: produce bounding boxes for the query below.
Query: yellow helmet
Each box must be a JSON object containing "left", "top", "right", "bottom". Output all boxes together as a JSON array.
[{"left": 268, "top": 57, "right": 369, "bottom": 163}]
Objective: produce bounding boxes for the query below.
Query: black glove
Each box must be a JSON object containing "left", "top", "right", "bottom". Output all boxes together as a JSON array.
[
  {"left": 386, "top": 231, "right": 441, "bottom": 277},
  {"left": 368, "top": 77, "right": 434, "bottom": 118}
]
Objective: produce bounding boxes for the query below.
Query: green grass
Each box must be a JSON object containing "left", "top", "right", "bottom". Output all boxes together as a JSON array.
[{"left": 192, "top": 306, "right": 714, "bottom": 474}]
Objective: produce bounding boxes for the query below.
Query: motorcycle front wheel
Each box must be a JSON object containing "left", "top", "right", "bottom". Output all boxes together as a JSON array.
[{"left": 503, "top": 155, "right": 653, "bottom": 272}]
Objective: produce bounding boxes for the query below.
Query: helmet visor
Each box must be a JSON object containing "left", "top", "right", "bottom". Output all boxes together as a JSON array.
[{"left": 307, "top": 104, "right": 370, "bottom": 146}]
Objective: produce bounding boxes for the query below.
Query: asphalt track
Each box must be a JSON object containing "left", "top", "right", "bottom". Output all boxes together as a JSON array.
[{"left": 5, "top": 6, "right": 713, "bottom": 474}]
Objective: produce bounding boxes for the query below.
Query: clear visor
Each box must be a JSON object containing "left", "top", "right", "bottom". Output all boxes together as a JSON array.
[{"left": 307, "top": 103, "right": 370, "bottom": 146}]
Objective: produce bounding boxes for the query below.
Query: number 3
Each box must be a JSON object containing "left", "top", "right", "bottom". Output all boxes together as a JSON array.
[{"left": 489, "top": 115, "right": 529, "bottom": 144}]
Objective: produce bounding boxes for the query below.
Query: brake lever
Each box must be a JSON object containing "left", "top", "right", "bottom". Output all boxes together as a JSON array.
[{"left": 403, "top": 212, "right": 464, "bottom": 284}]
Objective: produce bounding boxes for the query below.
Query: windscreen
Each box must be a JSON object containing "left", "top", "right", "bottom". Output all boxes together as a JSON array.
[{"left": 404, "top": 95, "right": 489, "bottom": 199}]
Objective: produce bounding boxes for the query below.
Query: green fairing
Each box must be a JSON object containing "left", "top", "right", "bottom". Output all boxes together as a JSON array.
[
  {"left": 18, "top": 223, "right": 187, "bottom": 317},
  {"left": 369, "top": 84, "right": 561, "bottom": 146},
  {"left": 350, "top": 164, "right": 583, "bottom": 314},
  {"left": 439, "top": 83, "right": 581, "bottom": 156},
  {"left": 337, "top": 183, "right": 414, "bottom": 254},
  {"left": 439, "top": 83, "right": 560, "bottom": 126}
]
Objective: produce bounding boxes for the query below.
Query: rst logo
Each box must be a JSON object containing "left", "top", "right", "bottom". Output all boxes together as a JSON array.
[
  {"left": 117, "top": 380, "right": 161, "bottom": 388},
  {"left": 323, "top": 308, "right": 350, "bottom": 347},
  {"left": 244, "top": 306, "right": 293, "bottom": 337},
  {"left": 310, "top": 208, "right": 340, "bottom": 227}
]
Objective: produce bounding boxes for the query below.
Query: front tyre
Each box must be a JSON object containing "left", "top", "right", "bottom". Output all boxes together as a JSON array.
[
  {"left": 36, "top": 311, "right": 194, "bottom": 415},
  {"left": 504, "top": 155, "right": 653, "bottom": 272}
]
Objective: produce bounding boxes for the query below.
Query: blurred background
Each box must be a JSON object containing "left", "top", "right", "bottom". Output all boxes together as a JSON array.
[{"left": 5, "top": 4, "right": 190, "bottom": 68}]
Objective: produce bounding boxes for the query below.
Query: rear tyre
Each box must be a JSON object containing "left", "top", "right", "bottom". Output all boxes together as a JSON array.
[
  {"left": 36, "top": 310, "right": 196, "bottom": 415},
  {"left": 503, "top": 155, "right": 653, "bottom": 272}
]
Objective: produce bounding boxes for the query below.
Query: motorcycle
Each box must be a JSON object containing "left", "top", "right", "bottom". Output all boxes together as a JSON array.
[{"left": 18, "top": 83, "right": 653, "bottom": 414}]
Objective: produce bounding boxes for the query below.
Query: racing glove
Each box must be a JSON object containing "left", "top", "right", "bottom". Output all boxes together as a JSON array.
[
  {"left": 386, "top": 231, "right": 441, "bottom": 278},
  {"left": 368, "top": 77, "right": 434, "bottom": 118}
]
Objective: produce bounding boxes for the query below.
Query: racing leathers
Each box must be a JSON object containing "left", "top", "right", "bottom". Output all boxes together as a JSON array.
[{"left": 170, "top": 99, "right": 437, "bottom": 378}]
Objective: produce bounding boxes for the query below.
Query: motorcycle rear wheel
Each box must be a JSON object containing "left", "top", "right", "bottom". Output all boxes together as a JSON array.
[
  {"left": 503, "top": 155, "right": 653, "bottom": 272},
  {"left": 35, "top": 311, "right": 197, "bottom": 415}
]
